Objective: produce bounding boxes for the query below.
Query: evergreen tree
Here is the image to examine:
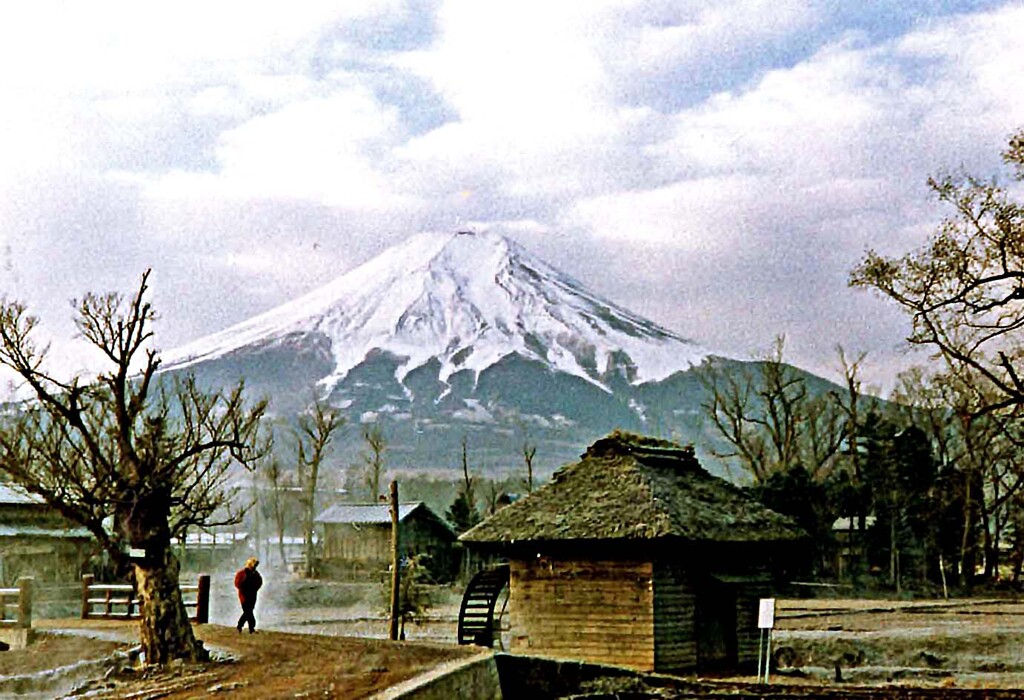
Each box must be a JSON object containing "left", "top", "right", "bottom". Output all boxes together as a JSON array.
[{"left": 751, "top": 464, "right": 832, "bottom": 575}]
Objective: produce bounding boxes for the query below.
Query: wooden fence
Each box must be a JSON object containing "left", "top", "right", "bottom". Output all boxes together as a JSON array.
[
  {"left": 0, "top": 578, "right": 33, "bottom": 629},
  {"left": 81, "top": 574, "right": 209, "bottom": 624}
]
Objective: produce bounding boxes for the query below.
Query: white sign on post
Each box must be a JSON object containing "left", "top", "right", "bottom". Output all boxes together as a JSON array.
[{"left": 757, "top": 598, "right": 776, "bottom": 629}]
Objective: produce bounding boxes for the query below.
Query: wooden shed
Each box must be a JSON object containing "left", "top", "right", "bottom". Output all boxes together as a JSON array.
[
  {"left": 459, "top": 432, "right": 807, "bottom": 673},
  {"left": 315, "top": 502, "right": 458, "bottom": 581},
  {"left": 0, "top": 484, "right": 94, "bottom": 585}
]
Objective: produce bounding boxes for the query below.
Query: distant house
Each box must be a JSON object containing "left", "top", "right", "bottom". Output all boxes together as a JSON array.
[
  {"left": 260, "top": 535, "right": 306, "bottom": 570},
  {"left": 459, "top": 432, "right": 808, "bottom": 673},
  {"left": 173, "top": 530, "right": 250, "bottom": 573},
  {"left": 832, "top": 515, "right": 877, "bottom": 581},
  {"left": 0, "top": 484, "right": 94, "bottom": 585},
  {"left": 315, "top": 502, "right": 458, "bottom": 581}
]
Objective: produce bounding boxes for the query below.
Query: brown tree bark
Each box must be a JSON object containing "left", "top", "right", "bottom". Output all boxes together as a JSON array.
[
  {"left": 135, "top": 551, "right": 204, "bottom": 664},
  {"left": 122, "top": 490, "right": 206, "bottom": 663}
]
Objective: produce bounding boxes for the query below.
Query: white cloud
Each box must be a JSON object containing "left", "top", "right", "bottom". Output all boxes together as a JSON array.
[
  {"left": 148, "top": 88, "right": 414, "bottom": 208},
  {"left": 565, "top": 176, "right": 760, "bottom": 250},
  {"left": 0, "top": 3, "right": 393, "bottom": 93},
  {"left": 396, "top": 1, "right": 613, "bottom": 126},
  {"left": 610, "top": 0, "right": 820, "bottom": 75},
  {"left": 579, "top": 4, "right": 1024, "bottom": 249},
  {"left": 3, "top": 0, "right": 1024, "bottom": 389}
]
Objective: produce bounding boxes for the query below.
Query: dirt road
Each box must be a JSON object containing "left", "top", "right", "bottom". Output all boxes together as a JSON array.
[
  {"left": 7, "top": 597, "right": 1024, "bottom": 698},
  {"left": 13, "top": 622, "right": 477, "bottom": 699}
]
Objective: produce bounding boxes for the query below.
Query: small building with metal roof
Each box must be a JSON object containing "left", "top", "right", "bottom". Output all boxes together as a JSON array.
[
  {"left": 0, "top": 483, "right": 94, "bottom": 585},
  {"left": 315, "top": 501, "right": 458, "bottom": 581},
  {"left": 459, "top": 431, "right": 808, "bottom": 673}
]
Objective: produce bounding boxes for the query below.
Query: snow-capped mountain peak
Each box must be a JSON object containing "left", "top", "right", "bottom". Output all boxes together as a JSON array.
[{"left": 162, "top": 231, "right": 712, "bottom": 392}]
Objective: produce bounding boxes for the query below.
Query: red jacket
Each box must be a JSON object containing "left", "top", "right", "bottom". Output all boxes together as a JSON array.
[{"left": 234, "top": 566, "right": 263, "bottom": 605}]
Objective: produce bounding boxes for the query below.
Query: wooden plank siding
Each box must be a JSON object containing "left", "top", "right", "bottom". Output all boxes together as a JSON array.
[
  {"left": 510, "top": 558, "right": 656, "bottom": 670},
  {"left": 734, "top": 586, "right": 769, "bottom": 667},
  {"left": 502, "top": 551, "right": 780, "bottom": 674},
  {"left": 322, "top": 523, "right": 390, "bottom": 563},
  {"left": 321, "top": 513, "right": 458, "bottom": 581},
  {"left": 652, "top": 562, "right": 697, "bottom": 671}
]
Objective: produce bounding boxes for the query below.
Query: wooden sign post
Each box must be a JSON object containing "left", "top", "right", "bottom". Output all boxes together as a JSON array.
[
  {"left": 756, "top": 598, "right": 776, "bottom": 684},
  {"left": 388, "top": 479, "right": 401, "bottom": 641}
]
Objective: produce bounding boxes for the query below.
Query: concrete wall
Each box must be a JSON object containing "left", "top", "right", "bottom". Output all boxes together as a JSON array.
[
  {"left": 375, "top": 651, "right": 720, "bottom": 700},
  {"left": 370, "top": 652, "right": 501, "bottom": 700}
]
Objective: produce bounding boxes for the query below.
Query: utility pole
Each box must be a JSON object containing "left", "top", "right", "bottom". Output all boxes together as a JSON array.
[{"left": 388, "top": 479, "right": 401, "bottom": 641}]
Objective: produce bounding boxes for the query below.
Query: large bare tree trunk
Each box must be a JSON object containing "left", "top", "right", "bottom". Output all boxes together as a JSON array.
[
  {"left": 122, "top": 491, "right": 205, "bottom": 664},
  {"left": 135, "top": 551, "right": 204, "bottom": 664}
]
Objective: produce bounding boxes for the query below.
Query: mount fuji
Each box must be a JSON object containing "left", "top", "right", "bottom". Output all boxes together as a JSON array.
[{"left": 160, "top": 231, "right": 736, "bottom": 474}]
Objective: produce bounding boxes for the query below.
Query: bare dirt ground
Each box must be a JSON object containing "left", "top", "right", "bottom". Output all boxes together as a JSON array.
[
  {"left": 754, "top": 598, "right": 1024, "bottom": 688},
  {"left": 6, "top": 593, "right": 1024, "bottom": 698},
  {"left": 16, "top": 619, "right": 477, "bottom": 699}
]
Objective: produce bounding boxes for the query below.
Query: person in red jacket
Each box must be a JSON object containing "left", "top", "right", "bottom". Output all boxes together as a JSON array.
[{"left": 234, "top": 557, "right": 263, "bottom": 633}]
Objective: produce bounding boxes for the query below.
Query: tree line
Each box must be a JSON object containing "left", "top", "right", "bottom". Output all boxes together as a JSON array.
[
  {"left": 252, "top": 415, "right": 537, "bottom": 568},
  {"left": 702, "top": 128, "right": 1024, "bottom": 593}
]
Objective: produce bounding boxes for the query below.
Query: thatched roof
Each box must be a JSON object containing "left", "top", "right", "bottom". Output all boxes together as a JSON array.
[{"left": 460, "top": 432, "right": 805, "bottom": 546}]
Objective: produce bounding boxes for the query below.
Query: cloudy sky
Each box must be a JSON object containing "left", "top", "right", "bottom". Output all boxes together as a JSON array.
[{"left": 2, "top": 1, "right": 1023, "bottom": 393}]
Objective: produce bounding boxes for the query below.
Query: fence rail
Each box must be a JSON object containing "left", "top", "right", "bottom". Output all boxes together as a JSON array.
[
  {"left": 81, "top": 574, "right": 209, "bottom": 624},
  {"left": 0, "top": 578, "right": 32, "bottom": 629}
]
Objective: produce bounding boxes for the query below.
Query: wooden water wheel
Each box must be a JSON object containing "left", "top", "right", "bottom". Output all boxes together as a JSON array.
[{"left": 457, "top": 563, "right": 510, "bottom": 648}]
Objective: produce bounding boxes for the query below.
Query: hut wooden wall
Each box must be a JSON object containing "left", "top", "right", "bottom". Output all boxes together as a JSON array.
[
  {"left": 734, "top": 585, "right": 769, "bottom": 667},
  {"left": 323, "top": 523, "right": 390, "bottom": 562},
  {"left": 0, "top": 537, "right": 92, "bottom": 585},
  {"left": 652, "top": 562, "right": 697, "bottom": 671},
  {"left": 321, "top": 514, "right": 457, "bottom": 581},
  {"left": 0, "top": 503, "right": 93, "bottom": 585},
  {"left": 510, "top": 557, "right": 656, "bottom": 670}
]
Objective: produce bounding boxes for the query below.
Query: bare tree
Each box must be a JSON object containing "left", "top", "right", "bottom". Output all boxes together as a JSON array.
[
  {"left": 829, "top": 347, "right": 869, "bottom": 522},
  {"left": 0, "top": 271, "right": 267, "bottom": 664},
  {"left": 294, "top": 398, "right": 342, "bottom": 578},
  {"left": 521, "top": 428, "right": 537, "bottom": 493},
  {"left": 361, "top": 423, "right": 386, "bottom": 501},
  {"left": 851, "top": 129, "right": 1024, "bottom": 417},
  {"left": 460, "top": 435, "right": 473, "bottom": 496},
  {"left": 700, "top": 336, "right": 844, "bottom": 482},
  {"left": 261, "top": 455, "right": 289, "bottom": 566},
  {"left": 892, "top": 367, "right": 1024, "bottom": 587}
]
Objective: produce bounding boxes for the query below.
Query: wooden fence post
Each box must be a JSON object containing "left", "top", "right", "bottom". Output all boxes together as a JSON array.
[
  {"left": 17, "top": 577, "right": 32, "bottom": 629},
  {"left": 196, "top": 574, "right": 210, "bottom": 624},
  {"left": 388, "top": 479, "right": 401, "bottom": 641},
  {"left": 81, "top": 574, "right": 94, "bottom": 620}
]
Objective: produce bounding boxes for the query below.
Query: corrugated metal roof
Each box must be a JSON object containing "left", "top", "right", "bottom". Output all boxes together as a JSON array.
[
  {"left": 172, "top": 531, "right": 249, "bottom": 546},
  {"left": 315, "top": 502, "right": 423, "bottom": 525},
  {"left": 0, "top": 524, "right": 92, "bottom": 539},
  {"left": 0, "top": 484, "right": 44, "bottom": 506}
]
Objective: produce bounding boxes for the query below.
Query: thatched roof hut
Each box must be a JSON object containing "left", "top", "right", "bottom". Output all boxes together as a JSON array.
[
  {"left": 463, "top": 432, "right": 804, "bottom": 548},
  {"left": 459, "top": 432, "right": 807, "bottom": 672}
]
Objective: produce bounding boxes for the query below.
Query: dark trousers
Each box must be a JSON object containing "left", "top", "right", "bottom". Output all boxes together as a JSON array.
[{"left": 237, "top": 601, "right": 256, "bottom": 632}]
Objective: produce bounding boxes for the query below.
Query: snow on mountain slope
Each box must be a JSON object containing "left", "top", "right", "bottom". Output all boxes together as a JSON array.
[{"left": 161, "top": 231, "right": 713, "bottom": 392}]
